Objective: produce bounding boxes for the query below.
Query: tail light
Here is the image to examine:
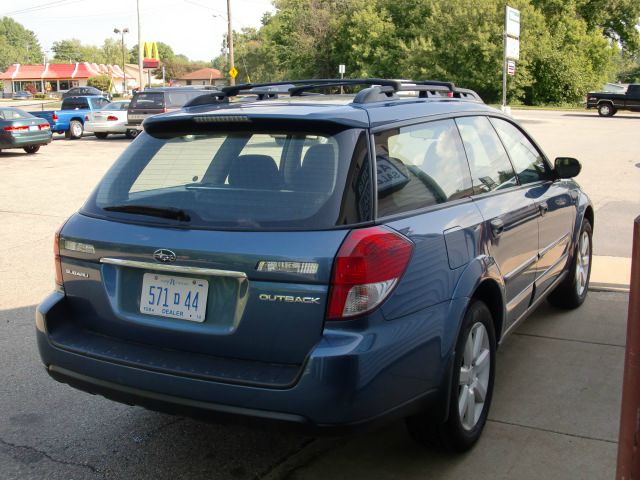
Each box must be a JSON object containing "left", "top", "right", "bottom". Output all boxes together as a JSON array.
[
  {"left": 52, "top": 113, "right": 58, "bottom": 121},
  {"left": 54, "top": 228, "right": 64, "bottom": 288},
  {"left": 107, "top": 115, "right": 118, "bottom": 121},
  {"left": 162, "top": 108, "right": 168, "bottom": 113},
  {"left": 327, "top": 226, "right": 413, "bottom": 320},
  {"left": 3, "top": 125, "right": 29, "bottom": 131},
  {"left": 447, "top": 91, "right": 454, "bottom": 98},
  {"left": 39, "top": 123, "right": 50, "bottom": 130},
  {"left": 85, "top": 115, "right": 90, "bottom": 121}
]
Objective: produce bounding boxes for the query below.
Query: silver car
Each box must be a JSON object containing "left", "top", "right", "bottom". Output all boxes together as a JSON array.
[{"left": 84, "top": 100, "right": 130, "bottom": 139}]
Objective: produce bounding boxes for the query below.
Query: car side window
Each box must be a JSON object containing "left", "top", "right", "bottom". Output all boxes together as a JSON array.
[
  {"left": 374, "top": 119, "right": 473, "bottom": 218},
  {"left": 490, "top": 118, "right": 550, "bottom": 184},
  {"left": 455, "top": 116, "right": 517, "bottom": 194}
]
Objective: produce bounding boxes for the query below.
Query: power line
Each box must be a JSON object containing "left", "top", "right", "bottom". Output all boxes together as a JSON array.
[{"left": 2, "top": 0, "right": 87, "bottom": 16}]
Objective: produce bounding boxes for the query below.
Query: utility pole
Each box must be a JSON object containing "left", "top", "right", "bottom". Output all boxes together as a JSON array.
[
  {"left": 227, "top": 0, "right": 235, "bottom": 86},
  {"left": 137, "top": 0, "right": 144, "bottom": 90}
]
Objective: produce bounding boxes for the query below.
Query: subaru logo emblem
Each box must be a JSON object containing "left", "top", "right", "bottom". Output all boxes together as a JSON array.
[{"left": 153, "top": 249, "right": 176, "bottom": 263}]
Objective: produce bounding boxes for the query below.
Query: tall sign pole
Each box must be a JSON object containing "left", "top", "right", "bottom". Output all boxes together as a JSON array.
[
  {"left": 137, "top": 0, "right": 144, "bottom": 90},
  {"left": 503, "top": 6, "right": 520, "bottom": 112}
]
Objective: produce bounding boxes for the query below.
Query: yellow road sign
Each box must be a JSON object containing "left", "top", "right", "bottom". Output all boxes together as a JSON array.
[{"left": 229, "top": 66, "right": 238, "bottom": 79}]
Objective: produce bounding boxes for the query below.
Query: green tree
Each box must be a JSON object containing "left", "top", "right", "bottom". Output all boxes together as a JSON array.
[
  {"left": 87, "top": 74, "right": 111, "bottom": 92},
  {"left": 102, "top": 38, "right": 130, "bottom": 65},
  {"left": 51, "top": 39, "right": 84, "bottom": 63},
  {"left": 0, "top": 17, "right": 43, "bottom": 70}
]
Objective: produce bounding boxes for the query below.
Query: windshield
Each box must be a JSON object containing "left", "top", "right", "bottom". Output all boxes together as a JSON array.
[{"left": 83, "top": 128, "right": 372, "bottom": 230}]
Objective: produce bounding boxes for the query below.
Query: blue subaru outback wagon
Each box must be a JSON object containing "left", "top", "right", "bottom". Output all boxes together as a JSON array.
[{"left": 37, "top": 79, "right": 593, "bottom": 451}]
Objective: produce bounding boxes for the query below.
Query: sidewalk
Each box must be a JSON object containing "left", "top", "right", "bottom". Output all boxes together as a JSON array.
[
  {"left": 591, "top": 255, "right": 631, "bottom": 292},
  {"left": 265, "top": 288, "right": 629, "bottom": 480}
]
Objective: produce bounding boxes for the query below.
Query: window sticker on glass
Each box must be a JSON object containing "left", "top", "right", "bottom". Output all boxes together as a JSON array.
[{"left": 376, "top": 156, "right": 409, "bottom": 194}]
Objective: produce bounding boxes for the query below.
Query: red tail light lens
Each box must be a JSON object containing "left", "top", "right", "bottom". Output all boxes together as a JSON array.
[
  {"left": 3, "top": 125, "right": 29, "bottom": 131},
  {"left": 327, "top": 226, "right": 413, "bottom": 320},
  {"left": 162, "top": 108, "right": 168, "bottom": 113},
  {"left": 107, "top": 115, "right": 118, "bottom": 121},
  {"left": 54, "top": 229, "right": 63, "bottom": 288},
  {"left": 52, "top": 113, "right": 58, "bottom": 121},
  {"left": 447, "top": 91, "right": 454, "bottom": 98},
  {"left": 39, "top": 123, "right": 50, "bottom": 130}
]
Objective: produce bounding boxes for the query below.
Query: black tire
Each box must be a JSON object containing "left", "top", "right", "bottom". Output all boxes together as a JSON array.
[
  {"left": 68, "top": 120, "right": 83, "bottom": 139},
  {"left": 94, "top": 132, "right": 108, "bottom": 139},
  {"left": 64, "top": 129, "right": 71, "bottom": 139},
  {"left": 406, "top": 299, "right": 496, "bottom": 452},
  {"left": 597, "top": 103, "right": 615, "bottom": 117},
  {"left": 125, "top": 129, "right": 139, "bottom": 139},
  {"left": 548, "top": 219, "right": 592, "bottom": 309},
  {"left": 23, "top": 145, "right": 40, "bottom": 154}
]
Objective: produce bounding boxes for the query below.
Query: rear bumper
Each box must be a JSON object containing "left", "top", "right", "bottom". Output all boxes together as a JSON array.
[
  {"left": 36, "top": 292, "right": 464, "bottom": 430},
  {"left": 0, "top": 131, "right": 52, "bottom": 148},
  {"left": 85, "top": 122, "right": 126, "bottom": 134}
]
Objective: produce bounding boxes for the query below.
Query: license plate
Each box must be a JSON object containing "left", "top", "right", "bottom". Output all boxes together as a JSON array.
[
  {"left": 140, "top": 273, "right": 209, "bottom": 322},
  {"left": 29, "top": 125, "right": 38, "bottom": 131},
  {"left": 128, "top": 114, "right": 146, "bottom": 120}
]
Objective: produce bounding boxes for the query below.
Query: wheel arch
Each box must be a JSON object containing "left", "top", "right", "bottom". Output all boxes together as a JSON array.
[{"left": 470, "top": 279, "right": 505, "bottom": 344}]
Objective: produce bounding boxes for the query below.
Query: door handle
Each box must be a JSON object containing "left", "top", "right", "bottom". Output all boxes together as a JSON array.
[
  {"left": 490, "top": 218, "right": 504, "bottom": 238},
  {"left": 538, "top": 202, "right": 548, "bottom": 216}
]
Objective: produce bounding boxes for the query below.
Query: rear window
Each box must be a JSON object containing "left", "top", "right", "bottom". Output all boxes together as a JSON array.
[
  {"left": 62, "top": 97, "right": 90, "bottom": 110},
  {"left": 84, "top": 128, "right": 372, "bottom": 230},
  {"left": 130, "top": 93, "right": 164, "bottom": 109},
  {"left": 165, "top": 91, "right": 209, "bottom": 108},
  {"left": 0, "top": 108, "right": 34, "bottom": 120},
  {"left": 91, "top": 98, "right": 110, "bottom": 109},
  {"left": 102, "top": 102, "right": 129, "bottom": 111}
]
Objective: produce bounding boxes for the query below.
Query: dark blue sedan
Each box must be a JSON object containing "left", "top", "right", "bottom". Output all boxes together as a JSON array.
[{"left": 36, "top": 79, "right": 593, "bottom": 452}]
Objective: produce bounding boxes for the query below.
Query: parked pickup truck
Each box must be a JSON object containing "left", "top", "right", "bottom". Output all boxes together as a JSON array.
[
  {"left": 586, "top": 84, "right": 640, "bottom": 117},
  {"left": 33, "top": 96, "right": 110, "bottom": 138}
]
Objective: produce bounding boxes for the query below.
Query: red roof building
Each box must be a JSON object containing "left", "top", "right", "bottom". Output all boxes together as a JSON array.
[
  {"left": 173, "top": 68, "right": 224, "bottom": 87},
  {"left": 0, "top": 63, "right": 136, "bottom": 96}
]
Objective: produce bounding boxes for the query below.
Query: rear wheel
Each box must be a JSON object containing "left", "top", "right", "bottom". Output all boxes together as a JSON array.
[
  {"left": 94, "top": 132, "right": 108, "bottom": 139},
  {"left": 69, "top": 120, "right": 83, "bottom": 139},
  {"left": 23, "top": 145, "right": 40, "bottom": 154},
  {"left": 125, "top": 129, "right": 139, "bottom": 139},
  {"left": 597, "top": 103, "right": 615, "bottom": 117},
  {"left": 548, "top": 219, "right": 592, "bottom": 309},
  {"left": 406, "top": 300, "right": 496, "bottom": 452}
]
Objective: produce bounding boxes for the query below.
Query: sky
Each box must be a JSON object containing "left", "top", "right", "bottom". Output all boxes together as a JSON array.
[{"left": 1, "top": 0, "right": 276, "bottom": 62}]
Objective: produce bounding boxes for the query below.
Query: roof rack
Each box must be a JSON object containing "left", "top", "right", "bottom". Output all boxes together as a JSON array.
[{"left": 182, "top": 78, "right": 483, "bottom": 108}]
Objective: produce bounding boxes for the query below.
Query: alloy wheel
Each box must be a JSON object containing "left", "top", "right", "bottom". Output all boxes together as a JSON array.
[
  {"left": 575, "top": 230, "right": 591, "bottom": 296},
  {"left": 458, "top": 322, "right": 491, "bottom": 431}
]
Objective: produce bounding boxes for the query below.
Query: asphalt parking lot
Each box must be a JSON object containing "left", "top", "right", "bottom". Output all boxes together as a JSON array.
[{"left": 0, "top": 110, "right": 638, "bottom": 479}]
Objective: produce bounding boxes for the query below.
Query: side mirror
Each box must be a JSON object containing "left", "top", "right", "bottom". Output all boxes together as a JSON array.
[{"left": 555, "top": 157, "right": 581, "bottom": 179}]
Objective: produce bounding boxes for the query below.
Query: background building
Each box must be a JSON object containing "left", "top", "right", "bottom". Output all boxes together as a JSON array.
[
  {"left": 0, "top": 63, "right": 136, "bottom": 96},
  {"left": 172, "top": 68, "right": 224, "bottom": 87}
]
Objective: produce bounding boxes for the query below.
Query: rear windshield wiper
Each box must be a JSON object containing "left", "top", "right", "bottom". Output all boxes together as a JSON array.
[{"left": 103, "top": 204, "right": 191, "bottom": 222}]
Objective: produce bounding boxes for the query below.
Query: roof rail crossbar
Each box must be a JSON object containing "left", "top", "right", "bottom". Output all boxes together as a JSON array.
[
  {"left": 220, "top": 79, "right": 385, "bottom": 98},
  {"left": 288, "top": 79, "right": 401, "bottom": 97},
  {"left": 182, "top": 91, "right": 228, "bottom": 108},
  {"left": 397, "top": 81, "right": 483, "bottom": 102}
]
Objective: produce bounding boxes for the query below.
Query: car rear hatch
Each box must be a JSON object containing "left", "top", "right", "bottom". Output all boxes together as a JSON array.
[
  {"left": 54, "top": 113, "right": 373, "bottom": 382},
  {"left": 127, "top": 92, "right": 165, "bottom": 126}
]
